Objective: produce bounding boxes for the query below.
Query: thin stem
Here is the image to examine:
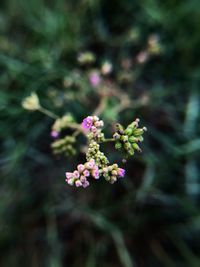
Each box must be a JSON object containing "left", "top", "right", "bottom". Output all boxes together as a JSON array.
[
  {"left": 100, "top": 138, "right": 115, "bottom": 143},
  {"left": 38, "top": 107, "right": 59, "bottom": 119},
  {"left": 73, "top": 129, "right": 82, "bottom": 137},
  {"left": 92, "top": 95, "right": 107, "bottom": 117}
]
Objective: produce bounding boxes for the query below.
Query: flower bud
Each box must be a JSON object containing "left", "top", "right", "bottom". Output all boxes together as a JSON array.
[
  {"left": 22, "top": 92, "right": 40, "bottom": 111},
  {"left": 115, "top": 123, "right": 124, "bottom": 134},
  {"left": 132, "top": 143, "right": 142, "bottom": 152},
  {"left": 121, "top": 135, "right": 129, "bottom": 142},
  {"left": 124, "top": 127, "right": 133, "bottom": 136},
  {"left": 115, "top": 142, "right": 122, "bottom": 150}
]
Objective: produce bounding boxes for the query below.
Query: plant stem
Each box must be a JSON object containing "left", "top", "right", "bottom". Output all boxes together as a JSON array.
[
  {"left": 101, "top": 138, "right": 115, "bottom": 143},
  {"left": 38, "top": 107, "right": 58, "bottom": 119}
]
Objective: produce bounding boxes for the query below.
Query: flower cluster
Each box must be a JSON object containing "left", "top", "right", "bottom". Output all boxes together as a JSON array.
[
  {"left": 51, "top": 114, "right": 75, "bottom": 138},
  {"left": 82, "top": 116, "right": 105, "bottom": 142},
  {"left": 51, "top": 136, "right": 76, "bottom": 156},
  {"left": 86, "top": 140, "right": 109, "bottom": 169},
  {"left": 63, "top": 116, "right": 146, "bottom": 188},
  {"left": 102, "top": 164, "right": 125, "bottom": 184},
  {"left": 65, "top": 159, "right": 99, "bottom": 188},
  {"left": 114, "top": 118, "right": 147, "bottom": 156}
]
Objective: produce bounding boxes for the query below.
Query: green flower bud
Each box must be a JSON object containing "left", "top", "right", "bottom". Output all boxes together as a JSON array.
[
  {"left": 128, "top": 148, "right": 134, "bottom": 156},
  {"left": 121, "top": 135, "right": 129, "bottom": 142},
  {"left": 124, "top": 142, "right": 131, "bottom": 151},
  {"left": 124, "top": 127, "right": 133, "bottom": 136},
  {"left": 133, "top": 129, "right": 144, "bottom": 136},
  {"left": 115, "top": 141, "right": 122, "bottom": 150},
  {"left": 115, "top": 123, "right": 124, "bottom": 134},
  {"left": 128, "top": 136, "right": 138, "bottom": 143},
  {"left": 132, "top": 143, "right": 142, "bottom": 152}
]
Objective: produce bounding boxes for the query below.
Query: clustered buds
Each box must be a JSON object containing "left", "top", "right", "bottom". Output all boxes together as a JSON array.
[
  {"left": 51, "top": 136, "right": 76, "bottom": 156},
  {"left": 103, "top": 164, "right": 125, "bottom": 184},
  {"left": 86, "top": 140, "right": 109, "bottom": 169},
  {"left": 65, "top": 159, "right": 99, "bottom": 188},
  {"left": 50, "top": 115, "right": 147, "bottom": 189},
  {"left": 82, "top": 116, "right": 105, "bottom": 142},
  {"left": 64, "top": 116, "right": 146, "bottom": 188},
  {"left": 114, "top": 118, "right": 147, "bottom": 156},
  {"left": 51, "top": 114, "right": 75, "bottom": 138}
]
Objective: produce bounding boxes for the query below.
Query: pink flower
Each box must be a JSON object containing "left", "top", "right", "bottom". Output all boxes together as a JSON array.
[
  {"left": 89, "top": 72, "right": 101, "bottom": 87},
  {"left": 117, "top": 168, "right": 125, "bottom": 177},
  {"left": 86, "top": 159, "right": 95, "bottom": 169},
  {"left": 73, "top": 170, "right": 80, "bottom": 179},
  {"left": 51, "top": 130, "right": 59, "bottom": 138},
  {"left": 92, "top": 168, "right": 100, "bottom": 179},
  {"left": 80, "top": 176, "right": 87, "bottom": 183},
  {"left": 82, "top": 116, "right": 93, "bottom": 130},
  {"left": 77, "top": 164, "right": 85, "bottom": 172},
  {"left": 82, "top": 180, "right": 90, "bottom": 188},
  {"left": 65, "top": 172, "right": 73, "bottom": 180},
  {"left": 83, "top": 170, "right": 90, "bottom": 177},
  {"left": 75, "top": 180, "right": 82, "bottom": 187}
]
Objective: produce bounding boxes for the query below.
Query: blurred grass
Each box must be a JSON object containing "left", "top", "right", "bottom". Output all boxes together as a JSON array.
[{"left": 0, "top": 0, "right": 200, "bottom": 266}]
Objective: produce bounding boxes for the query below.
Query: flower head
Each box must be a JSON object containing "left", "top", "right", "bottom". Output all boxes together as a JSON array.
[
  {"left": 82, "top": 116, "right": 93, "bottom": 130},
  {"left": 51, "top": 130, "right": 59, "bottom": 138},
  {"left": 75, "top": 180, "right": 82, "bottom": 187},
  {"left": 117, "top": 168, "right": 125, "bottom": 178},
  {"left": 82, "top": 180, "right": 90, "bottom": 188},
  {"left": 92, "top": 167, "right": 100, "bottom": 179},
  {"left": 89, "top": 71, "right": 101, "bottom": 87},
  {"left": 22, "top": 92, "right": 40, "bottom": 111},
  {"left": 65, "top": 172, "right": 73, "bottom": 180},
  {"left": 77, "top": 164, "right": 85, "bottom": 172}
]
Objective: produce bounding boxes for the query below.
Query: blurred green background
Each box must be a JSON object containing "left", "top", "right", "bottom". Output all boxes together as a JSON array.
[{"left": 0, "top": 0, "right": 200, "bottom": 266}]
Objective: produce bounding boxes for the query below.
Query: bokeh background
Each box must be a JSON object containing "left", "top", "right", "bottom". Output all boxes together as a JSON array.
[{"left": 0, "top": 0, "right": 200, "bottom": 266}]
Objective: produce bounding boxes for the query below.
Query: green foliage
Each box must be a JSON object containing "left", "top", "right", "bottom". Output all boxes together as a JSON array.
[{"left": 0, "top": 0, "right": 200, "bottom": 267}]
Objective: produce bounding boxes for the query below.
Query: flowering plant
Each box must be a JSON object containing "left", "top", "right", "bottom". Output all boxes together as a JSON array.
[
  {"left": 21, "top": 52, "right": 150, "bottom": 188},
  {"left": 22, "top": 91, "right": 146, "bottom": 188}
]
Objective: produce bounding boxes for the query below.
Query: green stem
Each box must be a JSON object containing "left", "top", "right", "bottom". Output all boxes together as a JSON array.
[
  {"left": 101, "top": 138, "right": 115, "bottom": 143},
  {"left": 38, "top": 107, "right": 58, "bottom": 119}
]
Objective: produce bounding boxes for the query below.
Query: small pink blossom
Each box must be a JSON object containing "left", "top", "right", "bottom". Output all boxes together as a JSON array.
[
  {"left": 65, "top": 172, "right": 73, "bottom": 180},
  {"left": 82, "top": 180, "right": 90, "bottom": 188},
  {"left": 83, "top": 170, "right": 90, "bottom": 177},
  {"left": 80, "top": 176, "right": 87, "bottom": 183},
  {"left": 82, "top": 116, "right": 93, "bottom": 130},
  {"left": 86, "top": 159, "right": 95, "bottom": 169},
  {"left": 75, "top": 180, "right": 82, "bottom": 187},
  {"left": 73, "top": 170, "right": 80, "bottom": 179},
  {"left": 117, "top": 168, "right": 125, "bottom": 177},
  {"left": 89, "top": 72, "right": 101, "bottom": 87},
  {"left": 92, "top": 168, "right": 100, "bottom": 179},
  {"left": 51, "top": 130, "right": 59, "bottom": 138},
  {"left": 77, "top": 164, "right": 85, "bottom": 172}
]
